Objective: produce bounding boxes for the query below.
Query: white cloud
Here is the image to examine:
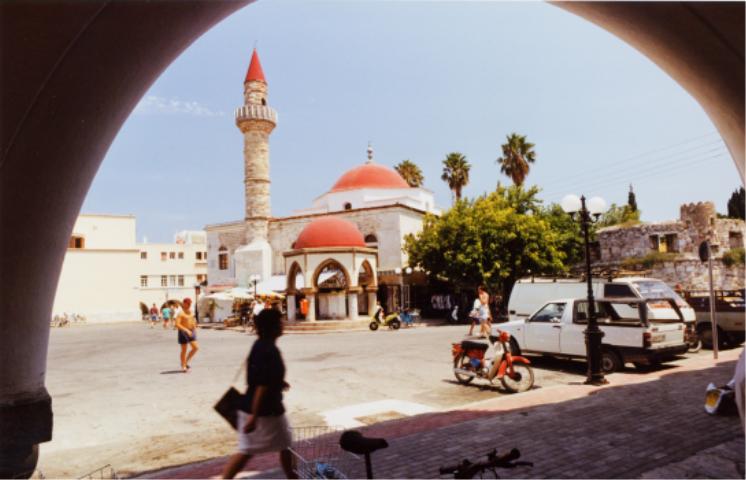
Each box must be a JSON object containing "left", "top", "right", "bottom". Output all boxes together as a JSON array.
[{"left": 133, "top": 95, "right": 224, "bottom": 117}]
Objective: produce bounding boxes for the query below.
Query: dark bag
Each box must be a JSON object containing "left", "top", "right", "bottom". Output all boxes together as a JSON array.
[
  {"left": 214, "top": 361, "right": 247, "bottom": 430},
  {"left": 213, "top": 386, "right": 247, "bottom": 429}
]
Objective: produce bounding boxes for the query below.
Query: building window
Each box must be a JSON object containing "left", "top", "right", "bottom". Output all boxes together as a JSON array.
[
  {"left": 729, "top": 231, "right": 743, "bottom": 249},
  {"left": 649, "top": 234, "right": 678, "bottom": 253},
  {"left": 161, "top": 252, "right": 167, "bottom": 261},
  {"left": 68, "top": 236, "right": 85, "bottom": 249},
  {"left": 204, "top": 251, "right": 207, "bottom": 258},
  {"left": 344, "top": 202, "right": 352, "bottom": 210},
  {"left": 364, "top": 234, "right": 378, "bottom": 244},
  {"left": 664, "top": 234, "right": 678, "bottom": 253},
  {"left": 178, "top": 275, "right": 184, "bottom": 287},
  {"left": 196, "top": 252, "right": 202, "bottom": 260},
  {"left": 161, "top": 275, "right": 167, "bottom": 287},
  {"left": 140, "top": 251, "right": 147, "bottom": 260},
  {"left": 219, "top": 246, "right": 228, "bottom": 270},
  {"left": 649, "top": 235, "right": 659, "bottom": 251},
  {"left": 140, "top": 275, "right": 148, "bottom": 287},
  {"left": 196, "top": 274, "right": 206, "bottom": 283},
  {"left": 169, "top": 275, "right": 176, "bottom": 286},
  {"left": 169, "top": 251, "right": 176, "bottom": 259},
  {"left": 178, "top": 252, "right": 184, "bottom": 259}
]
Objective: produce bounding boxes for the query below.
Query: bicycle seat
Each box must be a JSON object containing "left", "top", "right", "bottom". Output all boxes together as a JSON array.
[
  {"left": 461, "top": 340, "right": 488, "bottom": 351},
  {"left": 339, "top": 430, "right": 388, "bottom": 455}
]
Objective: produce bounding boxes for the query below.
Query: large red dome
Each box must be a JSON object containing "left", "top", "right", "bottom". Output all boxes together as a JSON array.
[
  {"left": 294, "top": 217, "right": 366, "bottom": 249},
  {"left": 330, "top": 163, "right": 409, "bottom": 192}
]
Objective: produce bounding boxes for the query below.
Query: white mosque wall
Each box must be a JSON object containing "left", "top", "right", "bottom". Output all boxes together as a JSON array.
[
  {"left": 206, "top": 222, "right": 245, "bottom": 286},
  {"left": 298, "top": 187, "right": 438, "bottom": 216}
]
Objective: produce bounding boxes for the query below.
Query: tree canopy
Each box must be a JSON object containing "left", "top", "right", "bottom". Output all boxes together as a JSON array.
[
  {"left": 596, "top": 203, "right": 641, "bottom": 228},
  {"left": 441, "top": 152, "right": 470, "bottom": 203},
  {"left": 405, "top": 185, "right": 567, "bottom": 300},
  {"left": 394, "top": 159, "right": 424, "bottom": 188},
  {"left": 727, "top": 187, "right": 745, "bottom": 220},
  {"left": 496, "top": 133, "right": 536, "bottom": 186},
  {"left": 627, "top": 185, "right": 638, "bottom": 212}
]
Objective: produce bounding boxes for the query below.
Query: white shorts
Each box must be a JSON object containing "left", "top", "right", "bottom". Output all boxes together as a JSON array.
[{"left": 237, "top": 411, "right": 292, "bottom": 455}]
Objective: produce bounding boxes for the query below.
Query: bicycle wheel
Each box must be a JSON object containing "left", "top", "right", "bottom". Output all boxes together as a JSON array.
[
  {"left": 453, "top": 353, "right": 476, "bottom": 385},
  {"left": 500, "top": 363, "right": 534, "bottom": 393}
]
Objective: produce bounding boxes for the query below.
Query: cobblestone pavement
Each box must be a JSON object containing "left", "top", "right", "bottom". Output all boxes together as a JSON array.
[{"left": 142, "top": 348, "right": 745, "bottom": 479}]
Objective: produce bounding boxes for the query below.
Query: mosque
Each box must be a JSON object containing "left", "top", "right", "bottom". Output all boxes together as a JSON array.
[{"left": 205, "top": 50, "right": 440, "bottom": 321}]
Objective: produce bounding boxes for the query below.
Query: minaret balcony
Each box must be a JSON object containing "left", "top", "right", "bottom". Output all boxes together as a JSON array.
[{"left": 235, "top": 105, "right": 277, "bottom": 125}]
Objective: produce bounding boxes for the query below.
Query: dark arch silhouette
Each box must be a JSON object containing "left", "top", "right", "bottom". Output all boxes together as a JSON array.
[{"left": 0, "top": 2, "right": 742, "bottom": 475}]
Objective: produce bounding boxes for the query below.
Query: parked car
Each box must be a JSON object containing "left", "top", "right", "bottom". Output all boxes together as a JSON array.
[
  {"left": 683, "top": 289, "right": 745, "bottom": 348},
  {"left": 507, "top": 277, "right": 696, "bottom": 323},
  {"left": 498, "top": 297, "right": 689, "bottom": 373}
]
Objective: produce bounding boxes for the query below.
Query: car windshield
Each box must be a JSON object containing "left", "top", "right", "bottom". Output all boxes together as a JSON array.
[{"left": 633, "top": 281, "right": 686, "bottom": 306}]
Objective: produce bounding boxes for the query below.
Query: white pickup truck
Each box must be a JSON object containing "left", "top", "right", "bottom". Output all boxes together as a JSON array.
[{"left": 497, "top": 297, "right": 689, "bottom": 373}]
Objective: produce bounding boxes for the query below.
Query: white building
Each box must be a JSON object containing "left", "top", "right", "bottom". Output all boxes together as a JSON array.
[{"left": 52, "top": 214, "right": 208, "bottom": 323}]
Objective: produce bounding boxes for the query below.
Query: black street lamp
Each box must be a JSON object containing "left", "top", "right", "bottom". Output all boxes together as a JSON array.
[
  {"left": 561, "top": 194, "right": 608, "bottom": 386},
  {"left": 250, "top": 274, "right": 261, "bottom": 298}
]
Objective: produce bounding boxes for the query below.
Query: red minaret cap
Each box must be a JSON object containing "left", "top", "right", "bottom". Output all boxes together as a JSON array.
[{"left": 244, "top": 49, "right": 266, "bottom": 83}]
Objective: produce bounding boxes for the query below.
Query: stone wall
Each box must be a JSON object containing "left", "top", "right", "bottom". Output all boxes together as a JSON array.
[
  {"left": 645, "top": 259, "right": 744, "bottom": 291},
  {"left": 205, "top": 223, "right": 245, "bottom": 285}
]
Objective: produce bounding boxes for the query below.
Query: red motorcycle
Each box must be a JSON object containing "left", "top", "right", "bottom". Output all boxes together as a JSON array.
[{"left": 451, "top": 331, "right": 534, "bottom": 393}]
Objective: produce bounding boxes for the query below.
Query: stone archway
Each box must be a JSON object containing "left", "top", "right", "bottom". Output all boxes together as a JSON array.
[
  {"left": 313, "top": 259, "right": 351, "bottom": 320},
  {"left": 357, "top": 260, "right": 376, "bottom": 315},
  {"left": 1, "top": 2, "right": 743, "bottom": 475},
  {"left": 285, "top": 261, "right": 306, "bottom": 321}
]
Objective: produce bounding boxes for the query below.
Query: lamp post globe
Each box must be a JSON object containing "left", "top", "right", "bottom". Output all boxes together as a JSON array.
[{"left": 565, "top": 193, "right": 608, "bottom": 386}]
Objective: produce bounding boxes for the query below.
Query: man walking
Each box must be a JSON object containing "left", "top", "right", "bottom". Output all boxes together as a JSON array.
[{"left": 149, "top": 303, "right": 159, "bottom": 329}]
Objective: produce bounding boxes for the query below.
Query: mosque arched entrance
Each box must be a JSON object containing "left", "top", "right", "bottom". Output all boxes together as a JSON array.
[
  {"left": 313, "top": 260, "right": 350, "bottom": 320},
  {"left": 1, "top": 2, "right": 742, "bottom": 476}
]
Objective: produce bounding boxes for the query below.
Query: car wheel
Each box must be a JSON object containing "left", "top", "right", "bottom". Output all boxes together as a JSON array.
[{"left": 600, "top": 348, "right": 623, "bottom": 374}]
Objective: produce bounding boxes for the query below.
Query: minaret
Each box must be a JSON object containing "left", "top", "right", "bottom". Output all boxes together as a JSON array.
[
  {"left": 235, "top": 49, "right": 277, "bottom": 243},
  {"left": 233, "top": 49, "right": 277, "bottom": 285}
]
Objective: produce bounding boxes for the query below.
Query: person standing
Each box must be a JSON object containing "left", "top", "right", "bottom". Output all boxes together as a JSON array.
[
  {"left": 149, "top": 303, "right": 159, "bottom": 329},
  {"left": 477, "top": 286, "right": 491, "bottom": 337},
  {"left": 175, "top": 298, "right": 199, "bottom": 373},
  {"left": 162, "top": 304, "right": 171, "bottom": 329},
  {"left": 222, "top": 309, "right": 296, "bottom": 479}
]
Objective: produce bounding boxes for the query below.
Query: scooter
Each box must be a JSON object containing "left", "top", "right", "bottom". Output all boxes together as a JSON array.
[
  {"left": 451, "top": 331, "right": 534, "bottom": 393},
  {"left": 369, "top": 310, "right": 401, "bottom": 331}
]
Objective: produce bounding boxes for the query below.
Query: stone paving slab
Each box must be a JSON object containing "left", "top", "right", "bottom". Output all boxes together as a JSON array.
[{"left": 140, "top": 349, "right": 745, "bottom": 479}]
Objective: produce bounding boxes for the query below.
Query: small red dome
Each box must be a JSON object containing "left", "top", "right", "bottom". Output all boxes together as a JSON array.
[
  {"left": 330, "top": 163, "right": 409, "bottom": 192},
  {"left": 294, "top": 217, "right": 366, "bottom": 249}
]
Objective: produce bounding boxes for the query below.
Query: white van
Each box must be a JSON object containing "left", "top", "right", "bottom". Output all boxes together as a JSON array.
[{"left": 507, "top": 277, "right": 695, "bottom": 323}]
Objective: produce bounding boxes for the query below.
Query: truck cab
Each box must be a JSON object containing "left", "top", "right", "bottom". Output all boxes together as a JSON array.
[{"left": 499, "top": 297, "right": 689, "bottom": 373}]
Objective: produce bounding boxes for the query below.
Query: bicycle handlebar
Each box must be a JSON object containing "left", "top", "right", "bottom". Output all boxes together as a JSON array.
[{"left": 439, "top": 448, "right": 532, "bottom": 479}]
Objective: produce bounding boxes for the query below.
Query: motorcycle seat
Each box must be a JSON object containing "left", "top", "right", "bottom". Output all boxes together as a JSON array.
[
  {"left": 461, "top": 340, "right": 489, "bottom": 351},
  {"left": 339, "top": 430, "right": 389, "bottom": 455}
]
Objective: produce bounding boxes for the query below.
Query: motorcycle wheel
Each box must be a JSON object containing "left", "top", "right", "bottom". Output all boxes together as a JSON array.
[
  {"left": 501, "top": 363, "right": 534, "bottom": 393},
  {"left": 369, "top": 321, "right": 379, "bottom": 331},
  {"left": 453, "top": 353, "right": 475, "bottom": 385},
  {"left": 390, "top": 319, "right": 401, "bottom": 330}
]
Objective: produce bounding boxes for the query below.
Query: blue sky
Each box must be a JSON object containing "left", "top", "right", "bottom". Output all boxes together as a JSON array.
[{"left": 82, "top": 1, "right": 738, "bottom": 242}]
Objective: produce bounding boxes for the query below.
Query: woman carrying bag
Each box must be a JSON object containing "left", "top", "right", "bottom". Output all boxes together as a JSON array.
[{"left": 222, "top": 309, "right": 297, "bottom": 479}]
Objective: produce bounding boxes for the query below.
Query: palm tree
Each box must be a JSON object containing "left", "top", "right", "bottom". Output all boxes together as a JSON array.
[
  {"left": 394, "top": 159, "right": 424, "bottom": 188},
  {"left": 441, "top": 152, "right": 470, "bottom": 203},
  {"left": 496, "top": 133, "right": 536, "bottom": 186}
]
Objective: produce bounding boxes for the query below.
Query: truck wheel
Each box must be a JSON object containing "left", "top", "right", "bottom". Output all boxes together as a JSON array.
[
  {"left": 698, "top": 324, "right": 726, "bottom": 349},
  {"left": 509, "top": 338, "right": 522, "bottom": 356},
  {"left": 600, "top": 348, "right": 623, "bottom": 373}
]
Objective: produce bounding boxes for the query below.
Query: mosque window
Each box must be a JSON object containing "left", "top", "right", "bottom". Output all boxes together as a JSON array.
[
  {"left": 261, "top": 98, "right": 267, "bottom": 106},
  {"left": 344, "top": 202, "right": 352, "bottom": 210},
  {"left": 219, "top": 246, "right": 229, "bottom": 270},
  {"left": 364, "top": 234, "right": 378, "bottom": 244},
  {"left": 68, "top": 236, "right": 85, "bottom": 249}
]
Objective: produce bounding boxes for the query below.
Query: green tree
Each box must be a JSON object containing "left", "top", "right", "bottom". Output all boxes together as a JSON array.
[
  {"left": 727, "top": 187, "right": 745, "bottom": 219},
  {"left": 394, "top": 159, "right": 424, "bottom": 187},
  {"left": 542, "top": 203, "right": 585, "bottom": 268},
  {"left": 405, "top": 185, "right": 566, "bottom": 301},
  {"left": 627, "top": 184, "right": 638, "bottom": 212},
  {"left": 441, "top": 152, "right": 470, "bottom": 203},
  {"left": 496, "top": 133, "right": 536, "bottom": 186},
  {"left": 596, "top": 203, "right": 640, "bottom": 228}
]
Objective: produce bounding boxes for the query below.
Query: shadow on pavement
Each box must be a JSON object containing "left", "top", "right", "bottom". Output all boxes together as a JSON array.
[
  {"left": 139, "top": 359, "right": 744, "bottom": 479},
  {"left": 159, "top": 370, "right": 185, "bottom": 375}
]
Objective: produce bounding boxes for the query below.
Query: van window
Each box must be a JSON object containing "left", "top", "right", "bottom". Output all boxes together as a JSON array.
[
  {"left": 632, "top": 281, "right": 684, "bottom": 303},
  {"left": 529, "top": 302, "right": 565, "bottom": 323},
  {"left": 604, "top": 284, "right": 635, "bottom": 298}
]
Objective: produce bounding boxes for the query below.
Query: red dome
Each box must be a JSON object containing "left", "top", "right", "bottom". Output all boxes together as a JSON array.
[
  {"left": 330, "top": 163, "right": 409, "bottom": 192},
  {"left": 294, "top": 217, "right": 366, "bottom": 249}
]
